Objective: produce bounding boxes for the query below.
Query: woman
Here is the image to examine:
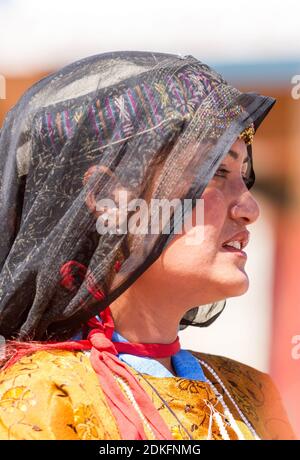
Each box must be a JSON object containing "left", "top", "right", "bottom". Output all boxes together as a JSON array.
[{"left": 0, "top": 51, "right": 294, "bottom": 440}]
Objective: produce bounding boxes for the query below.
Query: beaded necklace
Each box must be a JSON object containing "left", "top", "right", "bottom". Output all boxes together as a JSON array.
[
  {"left": 198, "top": 359, "right": 260, "bottom": 440},
  {"left": 131, "top": 362, "right": 258, "bottom": 440}
]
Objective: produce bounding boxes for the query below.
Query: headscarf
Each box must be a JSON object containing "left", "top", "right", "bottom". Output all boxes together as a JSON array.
[{"left": 0, "top": 51, "right": 275, "bottom": 342}]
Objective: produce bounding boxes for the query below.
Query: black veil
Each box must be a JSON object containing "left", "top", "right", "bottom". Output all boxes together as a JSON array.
[{"left": 0, "top": 51, "right": 275, "bottom": 340}]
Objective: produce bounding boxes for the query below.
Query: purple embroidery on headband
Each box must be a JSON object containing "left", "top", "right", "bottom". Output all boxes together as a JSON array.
[
  {"left": 88, "top": 104, "right": 103, "bottom": 146},
  {"left": 63, "top": 110, "right": 72, "bottom": 139}
]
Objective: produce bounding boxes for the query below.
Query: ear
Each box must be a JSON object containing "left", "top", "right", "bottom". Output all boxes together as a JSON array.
[{"left": 83, "top": 165, "right": 118, "bottom": 218}]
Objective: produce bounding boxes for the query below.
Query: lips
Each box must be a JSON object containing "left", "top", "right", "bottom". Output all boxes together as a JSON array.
[
  {"left": 222, "top": 230, "right": 250, "bottom": 249},
  {"left": 221, "top": 230, "right": 250, "bottom": 257}
]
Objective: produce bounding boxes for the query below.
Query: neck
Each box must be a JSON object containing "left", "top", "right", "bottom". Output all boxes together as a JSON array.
[{"left": 109, "top": 287, "right": 183, "bottom": 376}]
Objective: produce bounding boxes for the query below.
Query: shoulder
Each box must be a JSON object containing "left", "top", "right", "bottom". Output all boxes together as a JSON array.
[
  {"left": 0, "top": 349, "right": 120, "bottom": 440},
  {"left": 190, "top": 350, "right": 271, "bottom": 386},
  {"left": 189, "top": 350, "right": 296, "bottom": 440}
]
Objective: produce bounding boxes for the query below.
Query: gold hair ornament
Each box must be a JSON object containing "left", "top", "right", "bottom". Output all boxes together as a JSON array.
[{"left": 239, "top": 123, "right": 255, "bottom": 145}]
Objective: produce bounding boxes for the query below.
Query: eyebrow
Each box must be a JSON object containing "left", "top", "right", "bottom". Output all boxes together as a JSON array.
[{"left": 228, "top": 149, "right": 249, "bottom": 163}]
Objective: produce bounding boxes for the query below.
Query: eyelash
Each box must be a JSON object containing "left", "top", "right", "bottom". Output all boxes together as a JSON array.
[{"left": 214, "top": 167, "right": 248, "bottom": 182}]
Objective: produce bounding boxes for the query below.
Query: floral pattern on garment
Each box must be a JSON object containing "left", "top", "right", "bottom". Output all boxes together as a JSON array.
[{"left": 0, "top": 350, "right": 295, "bottom": 440}]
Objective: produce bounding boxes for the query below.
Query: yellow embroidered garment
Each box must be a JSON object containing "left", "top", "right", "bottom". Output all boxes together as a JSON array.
[{"left": 0, "top": 350, "right": 294, "bottom": 440}]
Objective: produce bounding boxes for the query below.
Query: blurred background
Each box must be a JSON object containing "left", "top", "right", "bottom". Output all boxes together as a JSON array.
[{"left": 0, "top": 0, "right": 299, "bottom": 437}]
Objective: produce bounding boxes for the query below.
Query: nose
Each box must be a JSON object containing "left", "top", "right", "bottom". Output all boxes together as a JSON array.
[{"left": 229, "top": 191, "right": 260, "bottom": 225}]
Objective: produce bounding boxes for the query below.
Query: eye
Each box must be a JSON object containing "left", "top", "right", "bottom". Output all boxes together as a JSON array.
[
  {"left": 242, "top": 163, "right": 251, "bottom": 185},
  {"left": 214, "top": 167, "right": 250, "bottom": 185}
]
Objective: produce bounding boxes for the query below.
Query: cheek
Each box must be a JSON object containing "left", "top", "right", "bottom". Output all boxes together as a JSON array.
[
  {"left": 158, "top": 188, "right": 227, "bottom": 274},
  {"left": 201, "top": 188, "right": 227, "bottom": 245}
]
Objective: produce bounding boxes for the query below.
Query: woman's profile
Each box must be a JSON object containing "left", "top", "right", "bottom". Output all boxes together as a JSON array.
[{"left": 0, "top": 51, "right": 294, "bottom": 440}]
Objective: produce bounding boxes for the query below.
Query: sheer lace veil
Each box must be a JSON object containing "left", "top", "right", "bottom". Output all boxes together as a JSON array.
[{"left": 0, "top": 51, "right": 275, "bottom": 340}]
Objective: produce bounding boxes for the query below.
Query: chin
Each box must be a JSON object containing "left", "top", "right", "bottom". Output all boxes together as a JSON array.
[
  {"left": 226, "top": 276, "right": 249, "bottom": 297},
  {"left": 216, "top": 269, "right": 250, "bottom": 298}
]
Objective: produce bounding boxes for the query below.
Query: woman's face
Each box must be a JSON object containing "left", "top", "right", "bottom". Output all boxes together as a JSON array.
[{"left": 138, "top": 138, "right": 260, "bottom": 310}]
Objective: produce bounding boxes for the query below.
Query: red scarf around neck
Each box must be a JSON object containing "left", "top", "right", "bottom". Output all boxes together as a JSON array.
[{"left": 5, "top": 306, "right": 181, "bottom": 440}]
